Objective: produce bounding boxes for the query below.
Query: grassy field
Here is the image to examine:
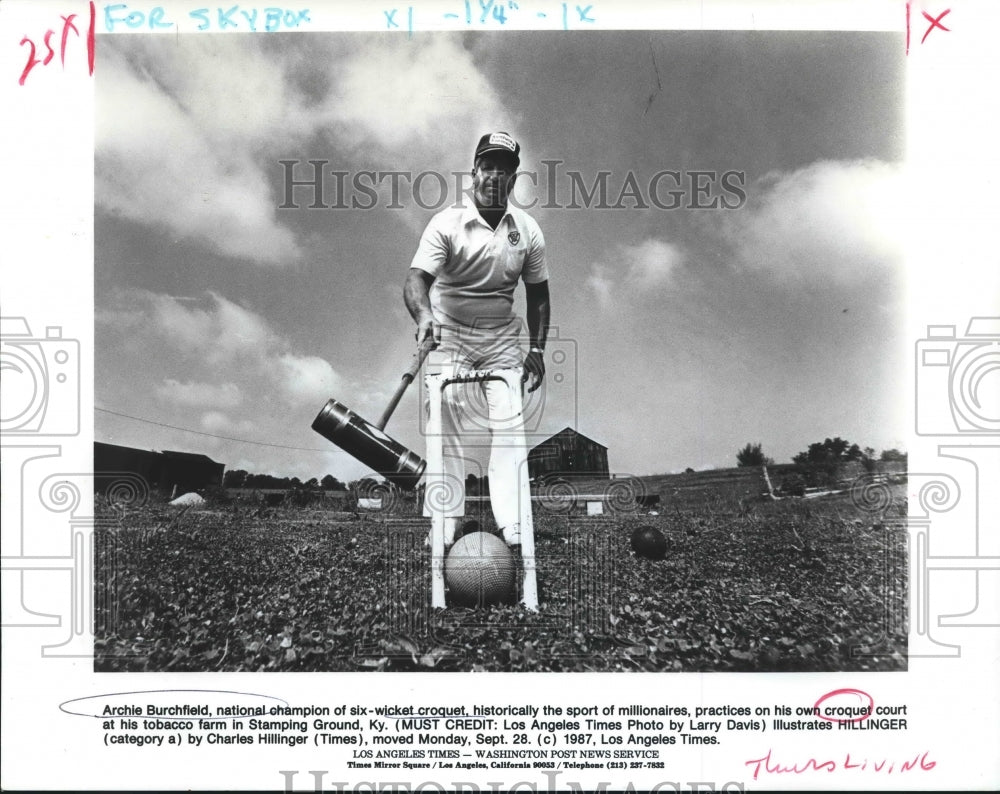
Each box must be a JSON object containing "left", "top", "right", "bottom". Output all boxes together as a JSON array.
[{"left": 94, "top": 469, "right": 907, "bottom": 673}]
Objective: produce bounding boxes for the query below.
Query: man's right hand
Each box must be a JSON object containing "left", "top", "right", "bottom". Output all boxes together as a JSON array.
[
  {"left": 404, "top": 269, "right": 439, "bottom": 349},
  {"left": 416, "top": 312, "right": 439, "bottom": 348}
]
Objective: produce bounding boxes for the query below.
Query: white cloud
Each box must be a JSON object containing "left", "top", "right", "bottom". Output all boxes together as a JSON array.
[
  {"left": 96, "top": 41, "right": 303, "bottom": 265},
  {"left": 156, "top": 379, "right": 243, "bottom": 409},
  {"left": 311, "top": 35, "right": 518, "bottom": 232},
  {"left": 587, "top": 238, "right": 685, "bottom": 307},
  {"left": 584, "top": 161, "right": 903, "bottom": 308},
  {"left": 323, "top": 35, "right": 509, "bottom": 162},
  {"left": 205, "top": 292, "right": 276, "bottom": 361},
  {"left": 621, "top": 239, "right": 684, "bottom": 286},
  {"left": 96, "top": 35, "right": 517, "bottom": 259},
  {"left": 277, "top": 353, "right": 341, "bottom": 406},
  {"left": 586, "top": 269, "right": 614, "bottom": 310},
  {"left": 200, "top": 411, "right": 257, "bottom": 437},
  {"left": 100, "top": 288, "right": 343, "bottom": 410},
  {"left": 722, "top": 159, "right": 904, "bottom": 282},
  {"left": 141, "top": 290, "right": 274, "bottom": 366}
]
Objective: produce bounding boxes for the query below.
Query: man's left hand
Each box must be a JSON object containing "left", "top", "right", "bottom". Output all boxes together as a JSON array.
[{"left": 522, "top": 350, "right": 545, "bottom": 393}]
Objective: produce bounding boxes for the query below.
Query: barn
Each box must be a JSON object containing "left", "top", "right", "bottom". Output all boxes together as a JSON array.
[
  {"left": 160, "top": 450, "right": 226, "bottom": 494},
  {"left": 93, "top": 442, "right": 164, "bottom": 493},
  {"left": 527, "top": 427, "right": 610, "bottom": 480},
  {"left": 94, "top": 442, "right": 225, "bottom": 496}
]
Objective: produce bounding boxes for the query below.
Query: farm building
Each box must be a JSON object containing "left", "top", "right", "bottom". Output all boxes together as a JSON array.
[
  {"left": 93, "top": 442, "right": 163, "bottom": 492},
  {"left": 528, "top": 427, "right": 610, "bottom": 480},
  {"left": 94, "top": 442, "right": 225, "bottom": 496},
  {"left": 160, "top": 450, "right": 226, "bottom": 494}
]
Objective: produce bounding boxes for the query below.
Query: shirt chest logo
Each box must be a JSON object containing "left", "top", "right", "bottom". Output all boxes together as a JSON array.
[{"left": 507, "top": 230, "right": 521, "bottom": 245}]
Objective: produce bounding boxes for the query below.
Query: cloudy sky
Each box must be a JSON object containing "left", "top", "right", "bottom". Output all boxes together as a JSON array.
[{"left": 95, "top": 30, "right": 906, "bottom": 482}]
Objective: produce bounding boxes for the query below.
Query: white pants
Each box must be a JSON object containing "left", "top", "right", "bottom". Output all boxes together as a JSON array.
[{"left": 422, "top": 317, "right": 532, "bottom": 538}]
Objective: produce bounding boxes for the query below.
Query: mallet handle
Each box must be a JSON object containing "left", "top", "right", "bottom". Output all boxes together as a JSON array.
[{"left": 376, "top": 339, "right": 435, "bottom": 430}]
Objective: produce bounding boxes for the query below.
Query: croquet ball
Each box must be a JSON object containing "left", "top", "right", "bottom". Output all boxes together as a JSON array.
[
  {"left": 631, "top": 525, "right": 667, "bottom": 560},
  {"left": 445, "top": 531, "right": 515, "bottom": 607}
]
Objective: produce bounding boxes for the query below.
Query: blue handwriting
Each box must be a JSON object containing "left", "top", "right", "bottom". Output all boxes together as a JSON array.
[
  {"left": 382, "top": 1, "right": 595, "bottom": 31},
  {"left": 103, "top": 4, "right": 312, "bottom": 32}
]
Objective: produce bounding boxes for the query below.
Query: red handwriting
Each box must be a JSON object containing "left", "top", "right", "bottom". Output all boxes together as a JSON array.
[
  {"left": 813, "top": 687, "right": 874, "bottom": 724},
  {"left": 921, "top": 8, "right": 952, "bottom": 43},
  {"left": 18, "top": 1, "right": 95, "bottom": 85},
  {"left": 906, "top": 2, "right": 952, "bottom": 54},
  {"left": 745, "top": 749, "right": 936, "bottom": 780}
]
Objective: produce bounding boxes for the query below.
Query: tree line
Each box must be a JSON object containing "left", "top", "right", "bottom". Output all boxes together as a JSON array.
[
  {"left": 736, "top": 438, "right": 907, "bottom": 468},
  {"left": 224, "top": 438, "right": 906, "bottom": 491},
  {"left": 222, "top": 470, "right": 352, "bottom": 491}
]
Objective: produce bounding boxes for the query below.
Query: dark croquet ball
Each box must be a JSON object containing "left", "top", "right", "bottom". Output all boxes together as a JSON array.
[
  {"left": 631, "top": 525, "right": 667, "bottom": 560},
  {"left": 455, "top": 519, "right": 481, "bottom": 543}
]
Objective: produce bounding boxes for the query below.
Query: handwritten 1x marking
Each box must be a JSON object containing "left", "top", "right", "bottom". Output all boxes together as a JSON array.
[
  {"left": 561, "top": 3, "right": 595, "bottom": 30},
  {"left": 906, "top": 2, "right": 952, "bottom": 54},
  {"left": 384, "top": 5, "right": 414, "bottom": 35},
  {"left": 921, "top": 8, "right": 951, "bottom": 43},
  {"left": 18, "top": 1, "right": 95, "bottom": 86}
]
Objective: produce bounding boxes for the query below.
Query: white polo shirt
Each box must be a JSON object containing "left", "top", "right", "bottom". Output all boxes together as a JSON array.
[{"left": 409, "top": 203, "right": 548, "bottom": 329}]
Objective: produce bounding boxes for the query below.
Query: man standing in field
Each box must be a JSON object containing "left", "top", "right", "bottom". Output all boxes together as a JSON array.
[{"left": 404, "top": 131, "right": 550, "bottom": 549}]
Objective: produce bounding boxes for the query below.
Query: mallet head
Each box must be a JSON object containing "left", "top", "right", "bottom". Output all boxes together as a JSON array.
[{"left": 312, "top": 399, "right": 425, "bottom": 490}]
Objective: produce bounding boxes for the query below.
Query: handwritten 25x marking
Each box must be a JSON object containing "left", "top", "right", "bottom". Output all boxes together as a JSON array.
[{"left": 18, "top": 2, "right": 95, "bottom": 86}]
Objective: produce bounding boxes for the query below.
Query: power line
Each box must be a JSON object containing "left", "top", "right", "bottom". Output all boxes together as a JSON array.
[{"left": 95, "top": 407, "right": 332, "bottom": 453}]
